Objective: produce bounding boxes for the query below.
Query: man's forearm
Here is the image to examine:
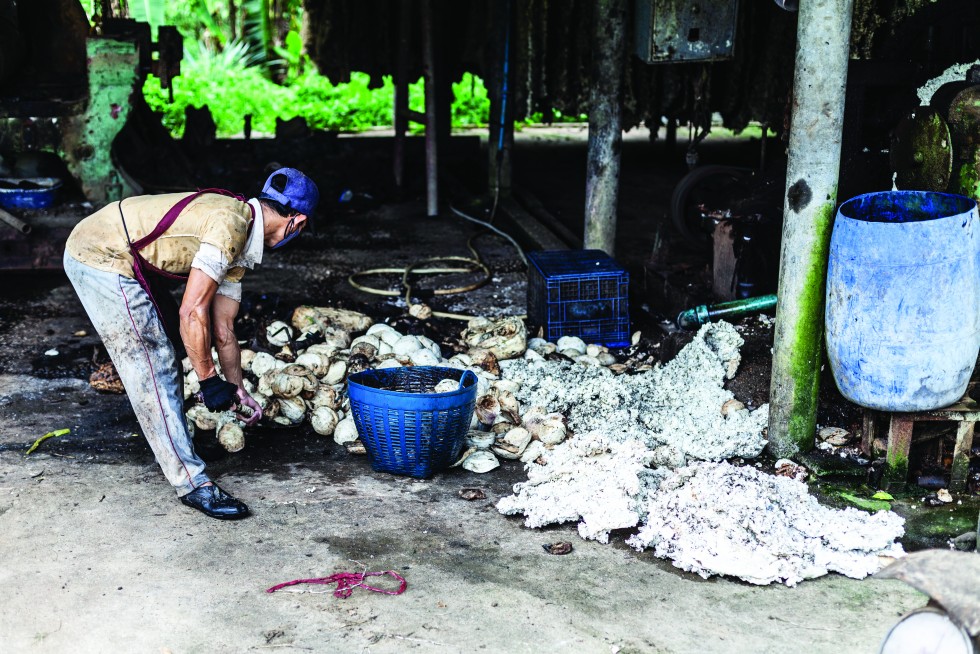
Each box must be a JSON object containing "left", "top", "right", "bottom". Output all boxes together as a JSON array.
[
  {"left": 180, "top": 307, "right": 216, "bottom": 381},
  {"left": 217, "top": 340, "right": 243, "bottom": 386}
]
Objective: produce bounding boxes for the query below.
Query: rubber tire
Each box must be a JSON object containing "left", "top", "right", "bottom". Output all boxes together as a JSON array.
[{"left": 670, "top": 165, "right": 754, "bottom": 248}]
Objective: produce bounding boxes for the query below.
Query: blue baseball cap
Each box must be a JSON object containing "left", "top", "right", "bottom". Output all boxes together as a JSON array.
[{"left": 260, "top": 167, "right": 319, "bottom": 216}]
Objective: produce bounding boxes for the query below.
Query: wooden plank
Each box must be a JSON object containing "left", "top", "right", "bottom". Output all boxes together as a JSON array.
[
  {"left": 861, "top": 409, "right": 878, "bottom": 458},
  {"left": 498, "top": 198, "right": 568, "bottom": 252}
]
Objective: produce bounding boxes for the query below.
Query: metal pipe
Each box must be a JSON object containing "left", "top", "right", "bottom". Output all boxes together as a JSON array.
[
  {"left": 0, "top": 207, "right": 32, "bottom": 235},
  {"left": 392, "top": 0, "right": 411, "bottom": 190},
  {"left": 768, "top": 0, "right": 854, "bottom": 458},
  {"left": 583, "top": 0, "right": 627, "bottom": 256},
  {"left": 488, "top": 0, "right": 514, "bottom": 196},
  {"left": 421, "top": 0, "right": 439, "bottom": 217},
  {"left": 676, "top": 294, "right": 777, "bottom": 330}
]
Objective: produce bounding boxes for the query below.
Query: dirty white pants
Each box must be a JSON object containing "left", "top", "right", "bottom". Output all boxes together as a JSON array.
[{"left": 64, "top": 251, "right": 210, "bottom": 496}]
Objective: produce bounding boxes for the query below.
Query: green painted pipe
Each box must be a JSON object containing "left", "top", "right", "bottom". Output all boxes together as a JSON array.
[{"left": 676, "top": 294, "right": 778, "bottom": 330}]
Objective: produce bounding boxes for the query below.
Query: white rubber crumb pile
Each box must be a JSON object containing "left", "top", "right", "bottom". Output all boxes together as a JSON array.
[
  {"left": 626, "top": 462, "right": 905, "bottom": 586},
  {"left": 496, "top": 322, "right": 906, "bottom": 585},
  {"left": 500, "top": 321, "right": 769, "bottom": 464}
]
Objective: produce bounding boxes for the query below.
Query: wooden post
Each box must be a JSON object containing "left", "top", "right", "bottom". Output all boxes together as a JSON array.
[
  {"left": 421, "top": 0, "right": 439, "bottom": 217},
  {"left": 488, "top": 0, "right": 514, "bottom": 197},
  {"left": 767, "top": 0, "right": 854, "bottom": 458},
  {"left": 952, "top": 421, "right": 975, "bottom": 492},
  {"left": 393, "top": 0, "right": 411, "bottom": 191},
  {"left": 583, "top": 0, "right": 627, "bottom": 255},
  {"left": 884, "top": 416, "right": 914, "bottom": 491}
]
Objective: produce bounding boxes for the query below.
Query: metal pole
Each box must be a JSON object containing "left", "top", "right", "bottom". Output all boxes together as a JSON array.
[
  {"left": 393, "top": 0, "right": 411, "bottom": 191},
  {"left": 488, "top": 0, "right": 514, "bottom": 197},
  {"left": 768, "top": 0, "right": 854, "bottom": 458},
  {"left": 583, "top": 0, "right": 627, "bottom": 255},
  {"left": 421, "top": 0, "right": 439, "bottom": 217}
]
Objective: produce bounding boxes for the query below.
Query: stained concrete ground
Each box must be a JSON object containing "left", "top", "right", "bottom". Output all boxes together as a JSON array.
[{"left": 0, "top": 129, "right": 929, "bottom": 653}]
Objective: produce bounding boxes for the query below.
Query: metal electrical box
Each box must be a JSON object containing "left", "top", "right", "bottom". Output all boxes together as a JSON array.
[{"left": 634, "top": 0, "right": 739, "bottom": 63}]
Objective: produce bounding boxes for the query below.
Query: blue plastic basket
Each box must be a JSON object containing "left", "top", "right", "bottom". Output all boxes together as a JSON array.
[
  {"left": 347, "top": 366, "right": 478, "bottom": 478},
  {"left": 527, "top": 249, "right": 630, "bottom": 347}
]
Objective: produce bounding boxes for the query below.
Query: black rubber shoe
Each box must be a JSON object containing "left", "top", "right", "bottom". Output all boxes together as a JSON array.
[{"left": 180, "top": 484, "right": 250, "bottom": 520}]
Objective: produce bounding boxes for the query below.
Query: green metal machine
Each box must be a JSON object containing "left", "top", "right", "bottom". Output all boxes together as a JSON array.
[
  {"left": 0, "top": 0, "right": 182, "bottom": 268},
  {"left": 891, "top": 67, "right": 980, "bottom": 203}
]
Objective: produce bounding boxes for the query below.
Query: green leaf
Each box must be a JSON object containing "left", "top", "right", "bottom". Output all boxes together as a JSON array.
[
  {"left": 840, "top": 492, "right": 891, "bottom": 512},
  {"left": 871, "top": 491, "right": 894, "bottom": 501},
  {"left": 285, "top": 30, "right": 303, "bottom": 58}
]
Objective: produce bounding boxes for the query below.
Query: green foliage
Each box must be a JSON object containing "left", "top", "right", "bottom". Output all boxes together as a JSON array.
[
  {"left": 288, "top": 71, "right": 395, "bottom": 131},
  {"left": 242, "top": 0, "right": 273, "bottom": 66},
  {"left": 523, "top": 109, "right": 589, "bottom": 125},
  {"left": 84, "top": 1, "right": 571, "bottom": 136},
  {"left": 144, "top": 42, "right": 279, "bottom": 137},
  {"left": 145, "top": 47, "right": 497, "bottom": 137},
  {"left": 452, "top": 73, "right": 490, "bottom": 127},
  {"left": 272, "top": 31, "right": 305, "bottom": 79},
  {"left": 166, "top": 0, "right": 229, "bottom": 47}
]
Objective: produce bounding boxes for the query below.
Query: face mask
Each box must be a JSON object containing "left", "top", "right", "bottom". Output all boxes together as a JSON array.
[{"left": 271, "top": 217, "right": 301, "bottom": 249}]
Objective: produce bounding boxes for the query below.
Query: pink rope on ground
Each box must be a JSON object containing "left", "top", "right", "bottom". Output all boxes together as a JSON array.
[{"left": 266, "top": 570, "right": 407, "bottom": 598}]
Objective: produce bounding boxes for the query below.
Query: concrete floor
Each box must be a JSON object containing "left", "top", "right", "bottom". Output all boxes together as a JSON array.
[
  {"left": 0, "top": 193, "right": 926, "bottom": 654},
  {"left": 0, "top": 446, "right": 923, "bottom": 654}
]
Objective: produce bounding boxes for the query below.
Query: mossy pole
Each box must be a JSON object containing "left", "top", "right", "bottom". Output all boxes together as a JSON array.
[
  {"left": 584, "top": 0, "right": 627, "bottom": 256},
  {"left": 768, "top": 0, "right": 853, "bottom": 458}
]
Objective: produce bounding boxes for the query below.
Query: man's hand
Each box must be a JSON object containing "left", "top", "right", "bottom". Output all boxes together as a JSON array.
[
  {"left": 235, "top": 387, "right": 263, "bottom": 426},
  {"left": 199, "top": 375, "right": 238, "bottom": 412}
]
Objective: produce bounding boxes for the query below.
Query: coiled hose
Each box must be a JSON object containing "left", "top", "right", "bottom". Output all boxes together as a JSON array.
[{"left": 347, "top": 203, "right": 527, "bottom": 321}]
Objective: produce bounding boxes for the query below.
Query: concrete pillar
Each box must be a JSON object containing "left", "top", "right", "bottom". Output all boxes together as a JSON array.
[
  {"left": 583, "top": 0, "right": 627, "bottom": 255},
  {"left": 768, "top": 0, "right": 854, "bottom": 458}
]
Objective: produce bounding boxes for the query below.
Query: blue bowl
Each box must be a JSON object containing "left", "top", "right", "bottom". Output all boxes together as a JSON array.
[{"left": 0, "top": 177, "right": 62, "bottom": 210}]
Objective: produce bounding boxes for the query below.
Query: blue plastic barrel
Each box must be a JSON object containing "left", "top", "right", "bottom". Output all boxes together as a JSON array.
[{"left": 826, "top": 191, "right": 980, "bottom": 411}]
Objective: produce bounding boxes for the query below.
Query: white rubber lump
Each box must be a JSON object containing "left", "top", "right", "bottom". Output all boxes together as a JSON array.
[
  {"left": 497, "top": 322, "right": 906, "bottom": 585},
  {"left": 499, "top": 321, "right": 769, "bottom": 464},
  {"left": 626, "top": 462, "right": 906, "bottom": 587}
]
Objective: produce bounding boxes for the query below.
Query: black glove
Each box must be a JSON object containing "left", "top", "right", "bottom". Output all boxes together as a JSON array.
[{"left": 199, "top": 375, "right": 238, "bottom": 412}]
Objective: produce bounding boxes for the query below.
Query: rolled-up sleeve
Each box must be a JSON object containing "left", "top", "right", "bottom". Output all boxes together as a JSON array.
[
  {"left": 191, "top": 243, "right": 228, "bottom": 283},
  {"left": 192, "top": 245, "right": 247, "bottom": 303},
  {"left": 216, "top": 280, "right": 242, "bottom": 302}
]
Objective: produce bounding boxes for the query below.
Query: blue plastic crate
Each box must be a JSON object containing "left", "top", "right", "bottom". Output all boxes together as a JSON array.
[
  {"left": 347, "top": 367, "right": 478, "bottom": 478},
  {"left": 527, "top": 249, "right": 630, "bottom": 347}
]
